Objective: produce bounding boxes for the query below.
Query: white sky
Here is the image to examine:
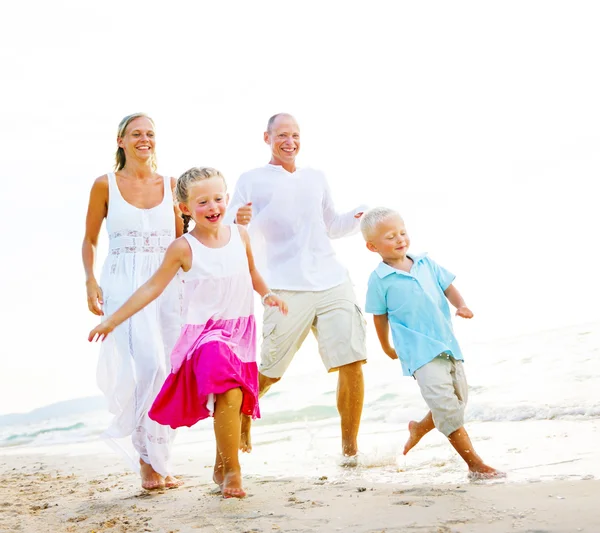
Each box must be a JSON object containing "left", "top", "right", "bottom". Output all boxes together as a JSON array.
[{"left": 1, "top": 0, "right": 599, "bottom": 415}]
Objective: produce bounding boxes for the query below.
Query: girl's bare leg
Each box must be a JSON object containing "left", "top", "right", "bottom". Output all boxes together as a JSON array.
[{"left": 214, "top": 388, "right": 246, "bottom": 498}]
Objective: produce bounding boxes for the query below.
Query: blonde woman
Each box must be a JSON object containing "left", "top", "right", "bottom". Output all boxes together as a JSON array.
[{"left": 82, "top": 113, "right": 183, "bottom": 490}]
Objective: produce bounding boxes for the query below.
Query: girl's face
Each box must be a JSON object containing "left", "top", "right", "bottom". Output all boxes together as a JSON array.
[
  {"left": 181, "top": 177, "right": 228, "bottom": 229},
  {"left": 118, "top": 116, "right": 156, "bottom": 163}
]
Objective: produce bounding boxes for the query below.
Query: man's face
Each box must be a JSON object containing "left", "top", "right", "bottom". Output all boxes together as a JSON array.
[{"left": 264, "top": 115, "right": 300, "bottom": 168}]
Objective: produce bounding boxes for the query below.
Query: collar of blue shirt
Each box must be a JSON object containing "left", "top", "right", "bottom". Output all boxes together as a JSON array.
[{"left": 374, "top": 253, "right": 428, "bottom": 279}]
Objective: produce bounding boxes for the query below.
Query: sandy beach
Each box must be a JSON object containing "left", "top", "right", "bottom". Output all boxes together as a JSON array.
[{"left": 2, "top": 448, "right": 598, "bottom": 533}]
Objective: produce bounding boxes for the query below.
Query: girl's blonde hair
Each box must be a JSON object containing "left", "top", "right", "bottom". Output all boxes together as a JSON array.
[
  {"left": 176, "top": 167, "right": 227, "bottom": 233},
  {"left": 114, "top": 113, "right": 157, "bottom": 171}
]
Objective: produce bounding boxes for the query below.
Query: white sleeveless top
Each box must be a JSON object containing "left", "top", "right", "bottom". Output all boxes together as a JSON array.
[{"left": 168, "top": 225, "right": 256, "bottom": 372}]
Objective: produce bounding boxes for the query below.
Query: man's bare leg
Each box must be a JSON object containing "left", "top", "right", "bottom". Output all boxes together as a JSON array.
[
  {"left": 240, "top": 374, "right": 280, "bottom": 453},
  {"left": 404, "top": 411, "right": 435, "bottom": 455},
  {"left": 337, "top": 361, "right": 364, "bottom": 458},
  {"left": 448, "top": 426, "right": 505, "bottom": 479}
]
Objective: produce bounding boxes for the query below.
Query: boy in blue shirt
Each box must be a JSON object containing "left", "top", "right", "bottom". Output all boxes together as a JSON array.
[{"left": 361, "top": 207, "right": 504, "bottom": 480}]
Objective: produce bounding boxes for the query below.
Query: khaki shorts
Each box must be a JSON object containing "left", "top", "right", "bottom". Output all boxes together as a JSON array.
[
  {"left": 413, "top": 354, "right": 468, "bottom": 437},
  {"left": 259, "top": 279, "right": 367, "bottom": 378}
]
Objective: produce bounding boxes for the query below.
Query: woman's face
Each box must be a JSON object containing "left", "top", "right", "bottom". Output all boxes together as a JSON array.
[{"left": 118, "top": 116, "right": 156, "bottom": 164}]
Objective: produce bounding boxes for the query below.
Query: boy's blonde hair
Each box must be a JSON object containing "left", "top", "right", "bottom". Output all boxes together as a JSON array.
[
  {"left": 176, "top": 167, "right": 227, "bottom": 233},
  {"left": 360, "top": 207, "right": 402, "bottom": 240}
]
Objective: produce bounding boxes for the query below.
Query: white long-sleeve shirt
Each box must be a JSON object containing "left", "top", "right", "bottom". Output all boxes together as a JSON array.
[{"left": 226, "top": 164, "right": 367, "bottom": 291}]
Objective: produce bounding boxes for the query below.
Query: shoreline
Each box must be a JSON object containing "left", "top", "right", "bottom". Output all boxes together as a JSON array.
[{"left": 1, "top": 449, "right": 598, "bottom": 533}]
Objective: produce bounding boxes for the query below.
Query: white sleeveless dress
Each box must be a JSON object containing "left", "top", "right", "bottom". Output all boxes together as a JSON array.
[{"left": 96, "top": 172, "right": 181, "bottom": 477}]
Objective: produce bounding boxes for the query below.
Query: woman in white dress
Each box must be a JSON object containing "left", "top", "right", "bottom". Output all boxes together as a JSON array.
[{"left": 82, "top": 113, "right": 183, "bottom": 490}]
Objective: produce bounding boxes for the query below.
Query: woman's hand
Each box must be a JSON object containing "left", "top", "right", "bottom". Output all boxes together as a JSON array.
[{"left": 86, "top": 279, "right": 104, "bottom": 316}]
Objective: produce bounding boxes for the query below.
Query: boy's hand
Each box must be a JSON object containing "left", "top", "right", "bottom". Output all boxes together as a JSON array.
[
  {"left": 88, "top": 320, "right": 116, "bottom": 342},
  {"left": 265, "top": 295, "right": 288, "bottom": 315},
  {"left": 456, "top": 306, "right": 474, "bottom": 319},
  {"left": 384, "top": 347, "right": 398, "bottom": 360}
]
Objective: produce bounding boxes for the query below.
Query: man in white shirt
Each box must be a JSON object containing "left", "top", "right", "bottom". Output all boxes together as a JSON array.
[{"left": 228, "top": 113, "right": 368, "bottom": 461}]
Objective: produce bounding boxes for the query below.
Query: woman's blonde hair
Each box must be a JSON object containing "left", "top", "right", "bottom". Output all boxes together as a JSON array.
[
  {"left": 176, "top": 167, "right": 227, "bottom": 233},
  {"left": 114, "top": 113, "right": 157, "bottom": 171}
]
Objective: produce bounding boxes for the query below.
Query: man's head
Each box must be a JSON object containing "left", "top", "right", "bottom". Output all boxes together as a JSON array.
[
  {"left": 361, "top": 207, "right": 410, "bottom": 262},
  {"left": 264, "top": 113, "right": 300, "bottom": 172}
]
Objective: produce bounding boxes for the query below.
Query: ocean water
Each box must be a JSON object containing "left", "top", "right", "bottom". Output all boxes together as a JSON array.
[{"left": 1, "top": 321, "right": 599, "bottom": 485}]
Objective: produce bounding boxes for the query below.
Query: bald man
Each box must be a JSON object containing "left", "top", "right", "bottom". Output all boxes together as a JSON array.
[{"left": 227, "top": 113, "right": 367, "bottom": 462}]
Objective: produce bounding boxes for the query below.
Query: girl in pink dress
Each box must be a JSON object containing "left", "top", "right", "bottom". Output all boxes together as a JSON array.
[{"left": 89, "top": 167, "right": 287, "bottom": 499}]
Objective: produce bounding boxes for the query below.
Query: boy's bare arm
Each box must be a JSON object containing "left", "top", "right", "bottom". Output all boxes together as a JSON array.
[
  {"left": 373, "top": 314, "right": 398, "bottom": 360},
  {"left": 444, "top": 283, "right": 474, "bottom": 318}
]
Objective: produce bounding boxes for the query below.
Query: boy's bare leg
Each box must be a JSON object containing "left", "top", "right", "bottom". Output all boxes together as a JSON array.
[
  {"left": 337, "top": 361, "right": 364, "bottom": 457},
  {"left": 214, "top": 388, "right": 246, "bottom": 498},
  {"left": 240, "top": 373, "right": 280, "bottom": 453},
  {"left": 448, "top": 426, "right": 505, "bottom": 478},
  {"left": 404, "top": 411, "right": 435, "bottom": 455}
]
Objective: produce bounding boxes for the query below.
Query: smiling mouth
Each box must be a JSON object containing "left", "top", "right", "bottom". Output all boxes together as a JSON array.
[{"left": 206, "top": 214, "right": 220, "bottom": 222}]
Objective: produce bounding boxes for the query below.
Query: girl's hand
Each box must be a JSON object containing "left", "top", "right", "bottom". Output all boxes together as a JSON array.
[
  {"left": 88, "top": 320, "right": 115, "bottom": 342},
  {"left": 86, "top": 279, "right": 104, "bottom": 316},
  {"left": 456, "top": 306, "right": 474, "bottom": 319},
  {"left": 265, "top": 295, "right": 288, "bottom": 315}
]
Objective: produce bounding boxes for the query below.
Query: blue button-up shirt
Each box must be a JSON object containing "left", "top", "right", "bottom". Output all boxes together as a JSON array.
[{"left": 365, "top": 254, "right": 463, "bottom": 376}]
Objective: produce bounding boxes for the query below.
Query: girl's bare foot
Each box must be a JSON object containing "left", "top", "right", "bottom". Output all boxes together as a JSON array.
[
  {"left": 222, "top": 471, "right": 246, "bottom": 499},
  {"left": 468, "top": 464, "right": 507, "bottom": 480},
  {"left": 240, "top": 415, "right": 252, "bottom": 453},
  {"left": 165, "top": 475, "right": 184, "bottom": 489},
  {"left": 139, "top": 459, "right": 165, "bottom": 490}
]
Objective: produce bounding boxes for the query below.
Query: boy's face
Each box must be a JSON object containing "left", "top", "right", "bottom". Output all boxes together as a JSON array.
[{"left": 366, "top": 215, "right": 410, "bottom": 262}]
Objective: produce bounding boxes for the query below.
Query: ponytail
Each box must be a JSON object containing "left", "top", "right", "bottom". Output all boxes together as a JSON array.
[{"left": 182, "top": 213, "right": 191, "bottom": 234}]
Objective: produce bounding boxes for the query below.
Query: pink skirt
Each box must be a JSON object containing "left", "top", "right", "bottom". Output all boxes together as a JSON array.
[{"left": 149, "top": 340, "right": 260, "bottom": 429}]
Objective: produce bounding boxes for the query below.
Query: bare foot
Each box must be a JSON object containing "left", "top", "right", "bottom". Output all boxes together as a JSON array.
[
  {"left": 468, "top": 465, "right": 507, "bottom": 480},
  {"left": 165, "top": 475, "right": 184, "bottom": 489},
  {"left": 213, "top": 464, "right": 224, "bottom": 488},
  {"left": 340, "top": 453, "right": 359, "bottom": 468},
  {"left": 139, "top": 459, "right": 165, "bottom": 490},
  {"left": 403, "top": 421, "right": 425, "bottom": 455},
  {"left": 222, "top": 471, "right": 246, "bottom": 499},
  {"left": 240, "top": 415, "right": 252, "bottom": 453}
]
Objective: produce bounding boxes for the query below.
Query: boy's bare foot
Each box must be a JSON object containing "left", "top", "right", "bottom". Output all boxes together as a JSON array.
[
  {"left": 222, "top": 471, "right": 246, "bottom": 499},
  {"left": 139, "top": 459, "right": 165, "bottom": 490},
  {"left": 165, "top": 475, "right": 184, "bottom": 489},
  {"left": 468, "top": 464, "right": 507, "bottom": 480},
  {"left": 240, "top": 415, "right": 252, "bottom": 453},
  {"left": 403, "top": 421, "right": 426, "bottom": 455}
]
